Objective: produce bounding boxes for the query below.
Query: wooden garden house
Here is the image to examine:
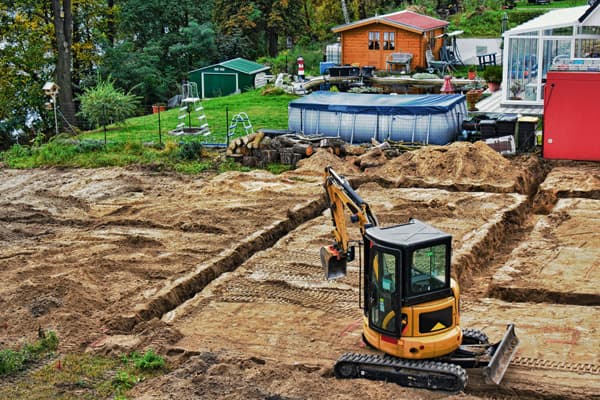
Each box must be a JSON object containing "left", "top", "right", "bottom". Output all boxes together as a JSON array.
[{"left": 331, "top": 10, "right": 449, "bottom": 72}]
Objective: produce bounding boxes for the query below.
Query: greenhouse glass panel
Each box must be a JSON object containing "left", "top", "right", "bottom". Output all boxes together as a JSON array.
[
  {"left": 575, "top": 38, "right": 600, "bottom": 58},
  {"left": 543, "top": 27, "right": 573, "bottom": 36},
  {"left": 507, "top": 37, "right": 538, "bottom": 101}
]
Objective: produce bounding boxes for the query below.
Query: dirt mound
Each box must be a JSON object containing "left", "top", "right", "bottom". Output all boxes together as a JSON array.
[
  {"left": 285, "top": 148, "right": 360, "bottom": 179},
  {"left": 367, "top": 141, "right": 527, "bottom": 193},
  {"left": 372, "top": 141, "right": 511, "bottom": 179}
]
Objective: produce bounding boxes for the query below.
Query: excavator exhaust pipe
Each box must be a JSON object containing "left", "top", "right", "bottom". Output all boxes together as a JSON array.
[{"left": 320, "top": 245, "right": 347, "bottom": 280}]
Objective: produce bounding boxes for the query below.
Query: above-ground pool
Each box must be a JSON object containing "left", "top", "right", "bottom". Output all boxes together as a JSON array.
[{"left": 288, "top": 91, "right": 467, "bottom": 145}]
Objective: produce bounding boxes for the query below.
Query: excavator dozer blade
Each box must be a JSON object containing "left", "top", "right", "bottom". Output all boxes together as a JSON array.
[
  {"left": 482, "top": 324, "right": 519, "bottom": 385},
  {"left": 320, "top": 246, "right": 347, "bottom": 280}
]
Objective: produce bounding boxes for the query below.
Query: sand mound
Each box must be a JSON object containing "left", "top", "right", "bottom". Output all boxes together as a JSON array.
[
  {"left": 284, "top": 148, "right": 360, "bottom": 179},
  {"left": 367, "top": 141, "right": 523, "bottom": 191}
]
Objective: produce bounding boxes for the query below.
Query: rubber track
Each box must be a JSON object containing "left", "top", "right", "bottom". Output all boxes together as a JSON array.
[
  {"left": 334, "top": 352, "right": 468, "bottom": 392},
  {"left": 512, "top": 357, "right": 600, "bottom": 375}
]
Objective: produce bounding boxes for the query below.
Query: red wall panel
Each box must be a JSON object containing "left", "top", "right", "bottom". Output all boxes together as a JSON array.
[{"left": 543, "top": 71, "right": 600, "bottom": 161}]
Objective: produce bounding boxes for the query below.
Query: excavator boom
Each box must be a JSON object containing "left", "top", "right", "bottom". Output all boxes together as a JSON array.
[{"left": 321, "top": 166, "right": 377, "bottom": 279}]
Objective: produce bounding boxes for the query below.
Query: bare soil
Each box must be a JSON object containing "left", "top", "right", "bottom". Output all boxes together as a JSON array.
[{"left": 1, "top": 142, "right": 598, "bottom": 399}]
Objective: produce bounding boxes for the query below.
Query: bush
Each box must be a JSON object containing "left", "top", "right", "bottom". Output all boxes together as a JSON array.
[
  {"left": 177, "top": 141, "right": 203, "bottom": 161},
  {"left": 75, "top": 139, "right": 105, "bottom": 153},
  {"left": 481, "top": 65, "right": 503, "bottom": 83},
  {"left": 0, "top": 330, "right": 58, "bottom": 375},
  {"left": 124, "top": 141, "right": 145, "bottom": 156},
  {"left": 77, "top": 76, "right": 140, "bottom": 130},
  {"left": 257, "top": 45, "right": 323, "bottom": 76},
  {"left": 112, "top": 370, "right": 139, "bottom": 390},
  {"left": 0, "top": 349, "right": 27, "bottom": 374}
]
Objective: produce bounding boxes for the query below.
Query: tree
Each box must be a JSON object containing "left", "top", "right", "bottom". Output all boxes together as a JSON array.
[
  {"left": 51, "top": 0, "right": 77, "bottom": 129},
  {"left": 99, "top": 41, "right": 169, "bottom": 106},
  {"left": 0, "top": 0, "right": 54, "bottom": 143},
  {"left": 168, "top": 22, "right": 217, "bottom": 73},
  {"left": 99, "top": 0, "right": 216, "bottom": 103},
  {"left": 213, "top": 0, "right": 302, "bottom": 58}
]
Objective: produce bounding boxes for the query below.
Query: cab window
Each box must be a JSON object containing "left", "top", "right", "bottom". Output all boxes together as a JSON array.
[{"left": 409, "top": 244, "right": 448, "bottom": 296}]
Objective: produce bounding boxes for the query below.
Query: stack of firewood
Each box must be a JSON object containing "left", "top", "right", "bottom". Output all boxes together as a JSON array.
[{"left": 227, "top": 131, "right": 320, "bottom": 167}]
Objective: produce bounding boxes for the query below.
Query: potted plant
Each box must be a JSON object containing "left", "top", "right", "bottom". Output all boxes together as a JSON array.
[
  {"left": 464, "top": 81, "right": 485, "bottom": 111},
  {"left": 481, "top": 65, "right": 502, "bottom": 92},
  {"left": 509, "top": 81, "right": 523, "bottom": 99},
  {"left": 467, "top": 65, "right": 477, "bottom": 80}
]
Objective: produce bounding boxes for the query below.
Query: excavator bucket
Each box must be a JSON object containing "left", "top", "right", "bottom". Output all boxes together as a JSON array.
[
  {"left": 482, "top": 324, "right": 520, "bottom": 385},
  {"left": 320, "top": 245, "right": 347, "bottom": 280}
]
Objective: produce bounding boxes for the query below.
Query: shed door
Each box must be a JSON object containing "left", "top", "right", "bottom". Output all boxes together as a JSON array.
[{"left": 201, "top": 73, "right": 238, "bottom": 98}]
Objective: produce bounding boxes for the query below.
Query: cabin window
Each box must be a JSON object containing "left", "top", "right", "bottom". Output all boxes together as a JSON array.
[
  {"left": 384, "top": 32, "right": 395, "bottom": 50},
  {"left": 408, "top": 244, "right": 448, "bottom": 297},
  {"left": 368, "top": 31, "right": 380, "bottom": 50}
]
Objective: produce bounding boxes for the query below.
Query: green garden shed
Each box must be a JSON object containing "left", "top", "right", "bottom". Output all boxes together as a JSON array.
[{"left": 188, "top": 58, "right": 271, "bottom": 98}]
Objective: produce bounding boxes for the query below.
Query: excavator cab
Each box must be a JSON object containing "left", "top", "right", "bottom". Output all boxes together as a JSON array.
[{"left": 363, "top": 221, "right": 453, "bottom": 338}]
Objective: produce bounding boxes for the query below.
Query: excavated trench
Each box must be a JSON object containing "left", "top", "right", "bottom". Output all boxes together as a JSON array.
[
  {"left": 488, "top": 285, "right": 600, "bottom": 306},
  {"left": 107, "top": 196, "right": 328, "bottom": 333}
]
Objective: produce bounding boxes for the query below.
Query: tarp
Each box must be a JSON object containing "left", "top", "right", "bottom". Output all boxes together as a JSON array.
[
  {"left": 288, "top": 91, "right": 466, "bottom": 116},
  {"left": 288, "top": 91, "right": 467, "bottom": 145}
]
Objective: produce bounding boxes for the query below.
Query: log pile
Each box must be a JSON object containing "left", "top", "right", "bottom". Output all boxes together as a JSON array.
[
  {"left": 227, "top": 132, "right": 318, "bottom": 168},
  {"left": 226, "top": 131, "right": 421, "bottom": 168}
]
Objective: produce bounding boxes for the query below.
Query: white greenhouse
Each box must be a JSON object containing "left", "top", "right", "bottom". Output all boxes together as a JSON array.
[{"left": 500, "top": 2, "right": 600, "bottom": 108}]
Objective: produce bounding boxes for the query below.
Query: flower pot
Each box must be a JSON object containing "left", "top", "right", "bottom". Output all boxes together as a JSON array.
[
  {"left": 487, "top": 82, "right": 501, "bottom": 92},
  {"left": 468, "top": 71, "right": 476, "bottom": 80},
  {"left": 466, "top": 89, "right": 484, "bottom": 111},
  {"left": 152, "top": 105, "right": 167, "bottom": 114}
]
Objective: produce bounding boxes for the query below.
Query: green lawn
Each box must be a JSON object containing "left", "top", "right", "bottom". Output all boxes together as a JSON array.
[
  {"left": 1, "top": 88, "right": 298, "bottom": 172},
  {"left": 81, "top": 88, "right": 298, "bottom": 146},
  {"left": 514, "top": 0, "right": 589, "bottom": 9}
]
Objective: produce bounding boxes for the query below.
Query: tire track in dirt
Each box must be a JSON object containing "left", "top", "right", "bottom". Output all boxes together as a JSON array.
[{"left": 108, "top": 196, "right": 328, "bottom": 333}]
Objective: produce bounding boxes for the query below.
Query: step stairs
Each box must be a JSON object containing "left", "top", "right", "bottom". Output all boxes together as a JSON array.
[
  {"left": 171, "top": 82, "right": 210, "bottom": 136},
  {"left": 228, "top": 112, "right": 253, "bottom": 139}
]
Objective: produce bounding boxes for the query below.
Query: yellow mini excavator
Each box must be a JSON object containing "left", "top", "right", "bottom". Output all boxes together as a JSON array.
[{"left": 320, "top": 166, "right": 518, "bottom": 392}]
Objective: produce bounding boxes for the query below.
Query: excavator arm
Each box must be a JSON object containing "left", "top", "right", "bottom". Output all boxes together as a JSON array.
[{"left": 321, "top": 166, "right": 378, "bottom": 279}]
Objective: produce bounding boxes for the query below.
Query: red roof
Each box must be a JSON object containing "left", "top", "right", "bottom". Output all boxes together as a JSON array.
[
  {"left": 384, "top": 10, "right": 448, "bottom": 31},
  {"left": 332, "top": 10, "right": 448, "bottom": 33}
]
